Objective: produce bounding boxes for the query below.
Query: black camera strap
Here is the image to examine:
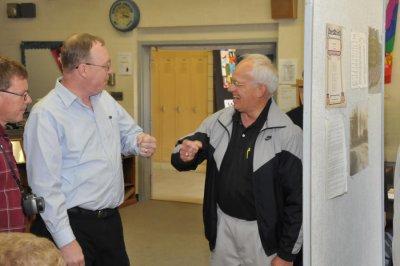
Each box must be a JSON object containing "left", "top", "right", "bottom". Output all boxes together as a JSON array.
[{"left": 0, "top": 142, "right": 28, "bottom": 196}]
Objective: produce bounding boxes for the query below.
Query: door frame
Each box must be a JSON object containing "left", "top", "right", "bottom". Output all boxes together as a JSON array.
[{"left": 137, "top": 39, "right": 277, "bottom": 201}]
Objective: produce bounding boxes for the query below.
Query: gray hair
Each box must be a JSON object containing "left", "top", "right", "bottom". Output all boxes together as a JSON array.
[
  {"left": 240, "top": 54, "right": 278, "bottom": 95},
  {"left": 60, "top": 33, "right": 105, "bottom": 72}
]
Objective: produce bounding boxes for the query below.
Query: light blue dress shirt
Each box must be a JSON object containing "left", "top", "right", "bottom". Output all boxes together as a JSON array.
[{"left": 23, "top": 78, "right": 143, "bottom": 248}]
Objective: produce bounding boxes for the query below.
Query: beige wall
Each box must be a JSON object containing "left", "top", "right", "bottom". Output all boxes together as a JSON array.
[
  {"left": 3, "top": 1, "right": 398, "bottom": 162},
  {"left": 0, "top": 0, "right": 304, "bottom": 119}
]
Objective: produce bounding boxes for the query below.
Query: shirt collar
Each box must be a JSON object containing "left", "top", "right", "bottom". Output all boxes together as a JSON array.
[
  {"left": 54, "top": 77, "right": 80, "bottom": 108},
  {"left": 232, "top": 98, "right": 271, "bottom": 129},
  {"left": 54, "top": 77, "right": 102, "bottom": 108}
]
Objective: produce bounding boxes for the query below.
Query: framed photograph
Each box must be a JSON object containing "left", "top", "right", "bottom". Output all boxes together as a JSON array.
[{"left": 11, "top": 139, "right": 26, "bottom": 164}]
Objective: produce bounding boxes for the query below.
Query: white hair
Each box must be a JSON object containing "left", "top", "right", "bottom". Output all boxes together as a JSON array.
[{"left": 240, "top": 54, "right": 278, "bottom": 95}]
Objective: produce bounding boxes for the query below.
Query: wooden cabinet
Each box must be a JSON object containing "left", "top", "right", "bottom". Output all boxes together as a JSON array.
[{"left": 151, "top": 50, "right": 209, "bottom": 162}]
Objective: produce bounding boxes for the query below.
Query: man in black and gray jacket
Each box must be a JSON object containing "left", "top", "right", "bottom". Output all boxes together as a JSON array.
[{"left": 171, "top": 54, "right": 302, "bottom": 266}]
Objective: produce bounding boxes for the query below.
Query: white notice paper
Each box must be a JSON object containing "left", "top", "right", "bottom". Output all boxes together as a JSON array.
[
  {"left": 118, "top": 52, "right": 132, "bottom": 75},
  {"left": 326, "top": 116, "right": 348, "bottom": 199},
  {"left": 277, "top": 85, "right": 298, "bottom": 112},
  {"left": 278, "top": 59, "right": 298, "bottom": 85},
  {"left": 224, "top": 99, "right": 234, "bottom": 108},
  {"left": 350, "top": 32, "right": 368, "bottom": 89}
]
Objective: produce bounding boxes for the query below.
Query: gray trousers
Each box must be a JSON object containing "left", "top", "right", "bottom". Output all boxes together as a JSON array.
[{"left": 210, "top": 207, "right": 276, "bottom": 266}]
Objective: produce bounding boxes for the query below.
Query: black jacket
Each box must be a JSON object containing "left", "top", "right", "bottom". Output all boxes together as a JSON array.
[{"left": 171, "top": 101, "right": 303, "bottom": 261}]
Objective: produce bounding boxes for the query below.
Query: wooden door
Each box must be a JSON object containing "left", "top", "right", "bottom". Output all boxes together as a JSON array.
[{"left": 151, "top": 50, "right": 209, "bottom": 162}]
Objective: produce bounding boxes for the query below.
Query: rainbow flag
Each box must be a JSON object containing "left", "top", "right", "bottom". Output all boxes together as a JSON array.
[{"left": 385, "top": 0, "right": 399, "bottom": 84}]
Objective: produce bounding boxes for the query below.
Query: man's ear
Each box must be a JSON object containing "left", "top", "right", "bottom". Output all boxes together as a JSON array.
[
  {"left": 75, "top": 64, "right": 88, "bottom": 78},
  {"left": 257, "top": 83, "right": 269, "bottom": 97}
]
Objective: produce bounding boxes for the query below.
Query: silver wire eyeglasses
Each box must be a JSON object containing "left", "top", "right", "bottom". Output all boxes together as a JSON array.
[
  {"left": 226, "top": 78, "right": 246, "bottom": 88},
  {"left": 76, "top": 62, "right": 111, "bottom": 71},
  {"left": 0, "top": 90, "right": 30, "bottom": 101}
]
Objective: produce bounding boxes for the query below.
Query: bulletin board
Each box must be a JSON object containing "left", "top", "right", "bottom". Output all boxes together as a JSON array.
[{"left": 303, "top": 0, "right": 385, "bottom": 265}]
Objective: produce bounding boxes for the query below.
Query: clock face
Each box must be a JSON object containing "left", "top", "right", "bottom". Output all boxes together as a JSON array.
[{"left": 109, "top": 0, "right": 140, "bottom": 32}]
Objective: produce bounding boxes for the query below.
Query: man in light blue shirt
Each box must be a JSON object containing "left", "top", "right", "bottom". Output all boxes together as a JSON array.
[{"left": 24, "top": 33, "right": 156, "bottom": 266}]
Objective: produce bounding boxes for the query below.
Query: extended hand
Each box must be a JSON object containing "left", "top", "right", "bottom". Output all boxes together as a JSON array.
[
  {"left": 179, "top": 139, "right": 202, "bottom": 162},
  {"left": 137, "top": 133, "right": 157, "bottom": 157}
]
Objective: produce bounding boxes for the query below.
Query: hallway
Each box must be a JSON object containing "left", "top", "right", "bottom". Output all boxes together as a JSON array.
[
  {"left": 120, "top": 200, "right": 209, "bottom": 266},
  {"left": 151, "top": 164, "right": 205, "bottom": 204}
]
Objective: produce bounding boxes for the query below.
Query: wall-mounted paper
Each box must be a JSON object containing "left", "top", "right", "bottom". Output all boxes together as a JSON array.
[
  {"left": 118, "top": 52, "right": 132, "bottom": 75},
  {"left": 326, "top": 115, "right": 348, "bottom": 199},
  {"left": 326, "top": 23, "right": 346, "bottom": 108},
  {"left": 277, "top": 85, "right": 298, "bottom": 112},
  {"left": 351, "top": 32, "right": 368, "bottom": 89},
  {"left": 278, "top": 59, "right": 298, "bottom": 85},
  {"left": 349, "top": 100, "right": 369, "bottom": 176}
]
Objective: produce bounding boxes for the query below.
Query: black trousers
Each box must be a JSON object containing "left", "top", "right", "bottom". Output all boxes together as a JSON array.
[
  {"left": 30, "top": 208, "right": 130, "bottom": 266},
  {"left": 294, "top": 247, "right": 303, "bottom": 266}
]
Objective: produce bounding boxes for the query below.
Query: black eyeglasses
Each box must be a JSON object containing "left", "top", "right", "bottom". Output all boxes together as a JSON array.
[
  {"left": 76, "top": 62, "right": 111, "bottom": 71},
  {"left": 0, "top": 90, "right": 30, "bottom": 101}
]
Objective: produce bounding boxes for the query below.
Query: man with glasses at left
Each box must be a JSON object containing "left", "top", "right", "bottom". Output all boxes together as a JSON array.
[
  {"left": 0, "top": 56, "right": 32, "bottom": 232},
  {"left": 24, "top": 33, "right": 157, "bottom": 266}
]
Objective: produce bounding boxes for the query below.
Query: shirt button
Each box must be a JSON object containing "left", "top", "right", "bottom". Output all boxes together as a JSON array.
[{"left": 242, "top": 133, "right": 246, "bottom": 137}]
